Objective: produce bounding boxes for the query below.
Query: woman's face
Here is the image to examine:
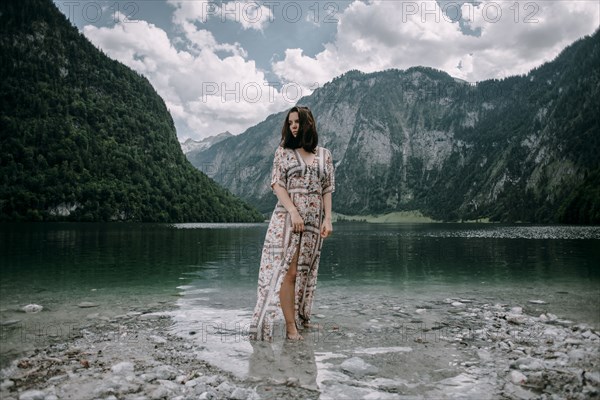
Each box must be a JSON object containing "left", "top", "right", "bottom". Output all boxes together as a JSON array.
[{"left": 288, "top": 111, "right": 299, "bottom": 137}]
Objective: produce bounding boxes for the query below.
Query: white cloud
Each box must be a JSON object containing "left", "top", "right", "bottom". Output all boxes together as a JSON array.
[
  {"left": 168, "top": 0, "right": 274, "bottom": 32},
  {"left": 83, "top": 11, "right": 294, "bottom": 140},
  {"left": 272, "top": 0, "right": 600, "bottom": 94}
]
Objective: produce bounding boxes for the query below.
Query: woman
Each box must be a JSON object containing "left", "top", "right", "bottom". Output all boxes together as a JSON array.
[{"left": 249, "top": 106, "right": 335, "bottom": 341}]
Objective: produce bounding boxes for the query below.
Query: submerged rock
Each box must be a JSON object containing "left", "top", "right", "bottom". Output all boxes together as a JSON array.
[
  {"left": 340, "top": 357, "right": 378, "bottom": 378},
  {"left": 528, "top": 300, "right": 547, "bottom": 304},
  {"left": 18, "top": 389, "right": 46, "bottom": 400},
  {"left": 21, "top": 304, "right": 43, "bottom": 313},
  {"left": 510, "top": 370, "right": 527, "bottom": 385},
  {"left": 110, "top": 361, "right": 135, "bottom": 376},
  {"left": 77, "top": 302, "right": 99, "bottom": 308}
]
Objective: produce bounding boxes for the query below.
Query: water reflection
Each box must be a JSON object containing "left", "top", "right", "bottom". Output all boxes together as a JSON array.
[{"left": 248, "top": 339, "right": 318, "bottom": 391}]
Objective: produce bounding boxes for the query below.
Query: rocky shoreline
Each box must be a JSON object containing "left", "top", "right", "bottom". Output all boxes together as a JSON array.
[
  {"left": 0, "top": 302, "right": 318, "bottom": 400},
  {"left": 432, "top": 298, "right": 600, "bottom": 399},
  {"left": 1, "top": 298, "right": 598, "bottom": 399}
]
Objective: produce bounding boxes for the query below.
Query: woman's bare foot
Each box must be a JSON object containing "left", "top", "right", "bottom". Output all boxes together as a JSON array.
[{"left": 286, "top": 322, "right": 304, "bottom": 340}]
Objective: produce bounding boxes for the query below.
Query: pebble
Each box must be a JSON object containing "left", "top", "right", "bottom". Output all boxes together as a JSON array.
[
  {"left": 216, "top": 381, "right": 234, "bottom": 396},
  {"left": 18, "top": 390, "right": 46, "bottom": 400},
  {"left": 149, "top": 386, "right": 170, "bottom": 400},
  {"left": 510, "top": 307, "right": 523, "bottom": 314},
  {"left": 585, "top": 371, "right": 600, "bottom": 386},
  {"left": 140, "top": 313, "right": 162, "bottom": 320},
  {"left": 512, "top": 357, "right": 544, "bottom": 371},
  {"left": 21, "top": 304, "right": 43, "bottom": 313},
  {"left": 506, "top": 313, "right": 526, "bottom": 325},
  {"left": 111, "top": 361, "right": 135, "bottom": 375},
  {"left": 77, "top": 302, "right": 99, "bottom": 308},
  {"left": 0, "top": 319, "right": 21, "bottom": 326},
  {"left": 568, "top": 349, "right": 586, "bottom": 362},
  {"left": 204, "top": 375, "right": 223, "bottom": 387},
  {"left": 340, "top": 357, "right": 379, "bottom": 378},
  {"left": 152, "top": 365, "right": 178, "bottom": 380},
  {"left": 155, "top": 379, "right": 180, "bottom": 393},
  {"left": 149, "top": 335, "right": 167, "bottom": 344},
  {"left": 230, "top": 387, "right": 248, "bottom": 400},
  {"left": 0, "top": 379, "right": 15, "bottom": 390},
  {"left": 528, "top": 300, "right": 547, "bottom": 304},
  {"left": 510, "top": 370, "right": 528, "bottom": 385}
]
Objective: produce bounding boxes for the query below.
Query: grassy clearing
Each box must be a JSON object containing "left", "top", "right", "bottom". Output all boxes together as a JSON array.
[{"left": 333, "top": 211, "right": 438, "bottom": 223}]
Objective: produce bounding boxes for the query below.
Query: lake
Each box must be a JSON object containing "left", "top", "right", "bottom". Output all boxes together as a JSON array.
[{"left": 1, "top": 222, "right": 599, "bottom": 397}]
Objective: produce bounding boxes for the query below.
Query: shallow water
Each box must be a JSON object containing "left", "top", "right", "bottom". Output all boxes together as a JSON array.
[{"left": 1, "top": 222, "right": 599, "bottom": 397}]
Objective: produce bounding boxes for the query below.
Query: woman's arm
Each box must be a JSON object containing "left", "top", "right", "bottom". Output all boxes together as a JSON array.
[
  {"left": 322, "top": 192, "right": 332, "bottom": 220},
  {"left": 320, "top": 192, "right": 333, "bottom": 238}
]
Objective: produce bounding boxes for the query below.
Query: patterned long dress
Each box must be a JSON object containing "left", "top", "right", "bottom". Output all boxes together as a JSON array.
[{"left": 249, "top": 145, "right": 335, "bottom": 341}]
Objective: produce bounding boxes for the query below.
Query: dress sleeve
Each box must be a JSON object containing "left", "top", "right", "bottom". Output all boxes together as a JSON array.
[
  {"left": 270, "top": 146, "right": 287, "bottom": 194},
  {"left": 322, "top": 149, "right": 335, "bottom": 194}
]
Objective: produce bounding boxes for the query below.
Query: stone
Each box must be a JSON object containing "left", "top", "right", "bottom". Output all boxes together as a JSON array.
[
  {"left": 215, "top": 381, "right": 234, "bottom": 396},
  {"left": 0, "top": 319, "right": 21, "bottom": 326},
  {"left": 139, "top": 373, "right": 157, "bottom": 382},
  {"left": 203, "top": 375, "right": 222, "bottom": 386},
  {"left": 21, "top": 304, "right": 43, "bottom": 313},
  {"left": 513, "top": 357, "right": 544, "bottom": 371},
  {"left": 503, "top": 382, "right": 536, "bottom": 400},
  {"left": 340, "top": 357, "right": 379, "bottom": 378},
  {"left": 506, "top": 313, "right": 526, "bottom": 325},
  {"left": 140, "top": 313, "right": 162, "bottom": 320},
  {"left": 477, "top": 349, "right": 492, "bottom": 362},
  {"left": 18, "top": 390, "right": 46, "bottom": 400},
  {"left": 152, "top": 365, "right": 178, "bottom": 380},
  {"left": 510, "top": 370, "right": 527, "bottom": 385},
  {"left": 1, "top": 379, "right": 15, "bottom": 390},
  {"left": 525, "top": 371, "right": 545, "bottom": 390},
  {"left": 528, "top": 300, "right": 547, "bottom": 304},
  {"left": 567, "top": 349, "right": 586, "bottom": 363},
  {"left": 149, "top": 386, "right": 170, "bottom": 400},
  {"left": 77, "top": 302, "right": 99, "bottom": 308},
  {"left": 155, "top": 379, "right": 180, "bottom": 392},
  {"left": 93, "top": 375, "right": 141, "bottom": 397},
  {"left": 584, "top": 371, "right": 600, "bottom": 386},
  {"left": 230, "top": 387, "right": 248, "bottom": 400},
  {"left": 111, "top": 361, "right": 135, "bottom": 375}
]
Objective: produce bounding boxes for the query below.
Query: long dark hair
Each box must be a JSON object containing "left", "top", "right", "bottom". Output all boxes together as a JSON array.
[{"left": 280, "top": 106, "right": 318, "bottom": 153}]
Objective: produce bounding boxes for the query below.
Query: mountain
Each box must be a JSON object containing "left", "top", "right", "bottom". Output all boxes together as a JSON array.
[
  {"left": 0, "top": 0, "right": 263, "bottom": 222},
  {"left": 181, "top": 131, "right": 233, "bottom": 154},
  {"left": 188, "top": 30, "right": 600, "bottom": 223}
]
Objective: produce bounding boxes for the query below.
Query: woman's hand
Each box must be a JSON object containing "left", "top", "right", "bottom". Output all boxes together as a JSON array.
[
  {"left": 320, "top": 217, "right": 333, "bottom": 238},
  {"left": 290, "top": 209, "right": 304, "bottom": 233}
]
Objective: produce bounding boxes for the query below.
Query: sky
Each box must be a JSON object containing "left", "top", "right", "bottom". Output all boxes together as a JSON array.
[{"left": 53, "top": 0, "right": 600, "bottom": 141}]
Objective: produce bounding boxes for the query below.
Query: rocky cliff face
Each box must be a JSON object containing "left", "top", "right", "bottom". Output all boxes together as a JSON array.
[
  {"left": 181, "top": 131, "right": 233, "bottom": 155},
  {"left": 189, "top": 30, "right": 600, "bottom": 223}
]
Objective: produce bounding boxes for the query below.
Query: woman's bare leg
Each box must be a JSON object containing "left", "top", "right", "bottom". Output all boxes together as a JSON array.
[{"left": 280, "top": 245, "right": 303, "bottom": 340}]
